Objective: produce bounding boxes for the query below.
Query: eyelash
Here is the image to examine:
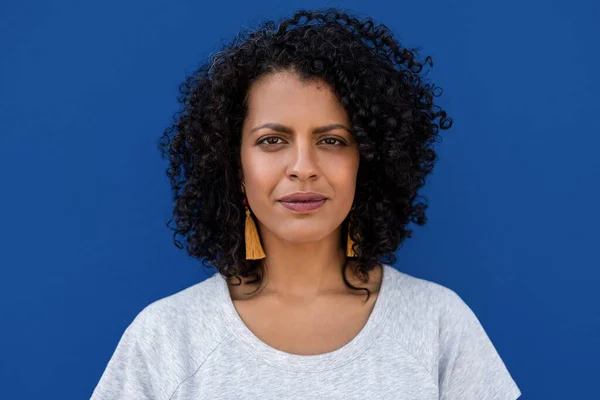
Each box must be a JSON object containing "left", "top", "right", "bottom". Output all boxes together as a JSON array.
[{"left": 257, "top": 136, "right": 346, "bottom": 146}]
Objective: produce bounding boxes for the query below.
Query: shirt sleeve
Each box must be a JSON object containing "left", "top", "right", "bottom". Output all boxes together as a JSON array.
[
  {"left": 90, "top": 313, "right": 158, "bottom": 400},
  {"left": 438, "top": 290, "right": 522, "bottom": 400}
]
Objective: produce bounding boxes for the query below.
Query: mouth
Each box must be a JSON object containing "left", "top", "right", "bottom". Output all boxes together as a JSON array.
[
  {"left": 278, "top": 199, "right": 327, "bottom": 213},
  {"left": 278, "top": 192, "right": 328, "bottom": 202}
]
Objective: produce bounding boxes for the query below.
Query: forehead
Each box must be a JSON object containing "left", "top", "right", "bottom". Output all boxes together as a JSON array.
[{"left": 244, "top": 71, "right": 349, "bottom": 127}]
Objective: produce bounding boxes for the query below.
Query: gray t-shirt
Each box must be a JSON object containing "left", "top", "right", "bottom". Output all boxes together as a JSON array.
[{"left": 90, "top": 264, "right": 521, "bottom": 399}]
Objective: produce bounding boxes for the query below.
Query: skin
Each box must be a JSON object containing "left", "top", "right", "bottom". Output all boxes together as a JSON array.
[{"left": 238, "top": 69, "right": 381, "bottom": 307}]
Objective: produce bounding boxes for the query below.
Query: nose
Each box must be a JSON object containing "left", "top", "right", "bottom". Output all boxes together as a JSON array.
[{"left": 286, "top": 139, "right": 320, "bottom": 181}]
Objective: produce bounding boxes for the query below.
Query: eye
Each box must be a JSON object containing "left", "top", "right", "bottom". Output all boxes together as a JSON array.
[
  {"left": 257, "top": 136, "right": 286, "bottom": 146},
  {"left": 319, "top": 137, "right": 346, "bottom": 146},
  {"left": 256, "top": 136, "right": 347, "bottom": 146}
]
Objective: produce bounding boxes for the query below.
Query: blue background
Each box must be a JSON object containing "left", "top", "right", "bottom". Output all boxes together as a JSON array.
[{"left": 1, "top": 0, "right": 598, "bottom": 398}]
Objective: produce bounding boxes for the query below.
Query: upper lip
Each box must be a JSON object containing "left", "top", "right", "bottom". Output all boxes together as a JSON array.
[{"left": 279, "top": 192, "right": 328, "bottom": 202}]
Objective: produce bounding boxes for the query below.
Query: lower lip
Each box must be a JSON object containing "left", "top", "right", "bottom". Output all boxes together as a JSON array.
[{"left": 279, "top": 199, "right": 326, "bottom": 212}]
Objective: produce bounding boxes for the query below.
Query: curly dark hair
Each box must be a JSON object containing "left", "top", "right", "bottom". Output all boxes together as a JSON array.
[{"left": 157, "top": 7, "right": 452, "bottom": 302}]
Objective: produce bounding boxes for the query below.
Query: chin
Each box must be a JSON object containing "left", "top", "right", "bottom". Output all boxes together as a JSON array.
[{"left": 275, "top": 226, "right": 335, "bottom": 243}]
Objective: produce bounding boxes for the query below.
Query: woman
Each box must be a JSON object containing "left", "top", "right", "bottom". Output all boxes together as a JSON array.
[{"left": 91, "top": 7, "right": 521, "bottom": 399}]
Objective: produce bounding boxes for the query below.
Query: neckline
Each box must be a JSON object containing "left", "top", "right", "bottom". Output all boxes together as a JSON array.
[{"left": 213, "top": 263, "right": 394, "bottom": 372}]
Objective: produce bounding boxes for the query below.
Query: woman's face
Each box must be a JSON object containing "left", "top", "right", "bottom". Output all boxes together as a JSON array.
[{"left": 240, "top": 70, "right": 360, "bottom": 244}]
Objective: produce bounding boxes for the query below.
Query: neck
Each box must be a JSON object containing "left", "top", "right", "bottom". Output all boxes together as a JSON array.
[{"left": 253, "top": 223, "right": 354, "bottom": 301}]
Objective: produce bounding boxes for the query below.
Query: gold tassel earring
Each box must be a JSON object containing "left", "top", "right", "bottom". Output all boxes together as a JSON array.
[
  {"left": 244, "top": 197, "right": 266, "bottom": 260},
  {"left": 346, "top": 214, "right": 357, "bottom": 257}
]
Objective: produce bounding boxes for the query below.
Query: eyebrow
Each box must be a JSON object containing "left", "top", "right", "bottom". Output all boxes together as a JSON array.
[{"left": 249, "top": 123, "right": 352, "bottom": 135}]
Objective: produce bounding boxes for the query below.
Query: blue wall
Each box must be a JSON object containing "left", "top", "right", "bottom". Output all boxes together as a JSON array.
[{"left": 1, "top": 0, "right": 598, "bottom": 398}]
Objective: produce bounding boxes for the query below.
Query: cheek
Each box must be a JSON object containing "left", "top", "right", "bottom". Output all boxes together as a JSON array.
[
  {"left": 324, "top": 153, "right": 359, "bottom": 186},
  {"left": 241, "top": 152, "right": 279, "bottom": 196}
]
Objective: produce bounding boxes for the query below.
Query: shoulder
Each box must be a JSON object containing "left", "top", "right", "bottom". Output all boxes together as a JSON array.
[
  {"left": 117, "top": 272, "right": 229, "bottom": 385},
  {"left": 127, "top": 273, "right": 224, "bottom": 348},
  {"left": 383, "top": 266, "right": 521, "bottom": 399},
  {"left": 381, "top": 266, "right": 480, "bottom": 372},
  {"left": 92, "top": 273, "right": 228, "bottom": 399},
  {"left": 385, "top": 266, "right": 470, "bottom": 323},
  {"left": 389, "top": 268, "right": 490, "bottom": 342}
]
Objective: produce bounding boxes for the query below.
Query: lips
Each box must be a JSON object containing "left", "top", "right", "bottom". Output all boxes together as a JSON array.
[
  {"left": 278, "top": 192, "right": 328, "bottom": 213},
  {"left": 278, "top": 192, "right": 327, "bottom": 202},
  {"left": 279, "top": 199, "right": 326, "bottom": 212}
]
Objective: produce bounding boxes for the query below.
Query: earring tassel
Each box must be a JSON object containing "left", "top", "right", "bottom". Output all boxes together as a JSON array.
[
  {"left": 347, "top": 219, "right": 357, "bottom": 257},
  {"left": 245, "top": 208, "right": 266, "bottom": 260}
]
